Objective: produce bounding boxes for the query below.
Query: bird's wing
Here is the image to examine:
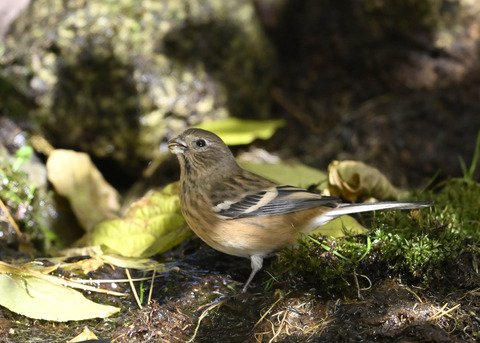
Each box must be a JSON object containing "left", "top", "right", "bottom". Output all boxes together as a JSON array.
[{"left": 213, "top": 185, "right": 341, "bottom": 219}]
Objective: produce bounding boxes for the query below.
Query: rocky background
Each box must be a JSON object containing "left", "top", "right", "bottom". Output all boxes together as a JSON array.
[{"left": 1, "top": 0, "right": 479, "bottom": 190}]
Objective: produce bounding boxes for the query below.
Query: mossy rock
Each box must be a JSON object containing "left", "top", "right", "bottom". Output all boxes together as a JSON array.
[{"left": 1, "top": 0, "right": 276, "bottom": 175}]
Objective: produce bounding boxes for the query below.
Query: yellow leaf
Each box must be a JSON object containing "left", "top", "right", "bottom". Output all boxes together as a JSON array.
[
  {"left": 0, "top": 274, "right": 119, "bottom": 321},
  {"left": 72, "top": 258, "right": 106, "bottom": 274},
  {"left": 47, "top": 149, "right": 120, "bottom": 231},
  {"left": 196, "top": 118, "right": 285, "bottom": 145},
  {"left": 68, "top": 326, "right": 98, "bottom": 343},
  {"left": 0, "top": 260, "right": 58, "bottom": 276},
  {"left": 240, "top": 161, "right": 327, "bottom": 189},
  {"left": 53, "top": 255, "right": 168, "bottom": 274},
  {"left": 310, "top": 215, "right": 366, "bottom": 237},
  {"left": 91, "top": 183, "right": 191, "bottom": 257}
]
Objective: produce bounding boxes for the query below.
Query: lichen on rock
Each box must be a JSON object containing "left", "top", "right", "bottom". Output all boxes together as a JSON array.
[{"left": 2, "top": 0, "right": 276, "bottom": 174}]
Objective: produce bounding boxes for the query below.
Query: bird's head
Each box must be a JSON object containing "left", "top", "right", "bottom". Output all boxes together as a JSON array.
[{"left": 168, "top": 128, "right": 239, "bottom": 178}]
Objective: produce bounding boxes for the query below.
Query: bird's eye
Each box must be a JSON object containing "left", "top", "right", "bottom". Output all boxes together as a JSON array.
[{"left": 196, "top": 139, "right": 206, "bottom": 147}]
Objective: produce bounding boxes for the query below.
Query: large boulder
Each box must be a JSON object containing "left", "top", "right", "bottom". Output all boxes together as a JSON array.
[{"left": 1, "top": 0, "right": 276, "bottom": 174}]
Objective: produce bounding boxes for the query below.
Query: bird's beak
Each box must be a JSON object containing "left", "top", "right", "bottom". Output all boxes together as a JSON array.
[{"left": 168, "top": 136, "right": 187, "bottom": 154}]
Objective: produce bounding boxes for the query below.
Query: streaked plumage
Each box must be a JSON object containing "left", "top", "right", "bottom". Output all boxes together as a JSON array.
[{"left": 168, "top": 128, "right": 431, "bottom": 292}]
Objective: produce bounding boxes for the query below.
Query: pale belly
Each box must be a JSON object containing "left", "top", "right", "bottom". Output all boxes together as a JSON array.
[{"left": 185, "top": 211, "right": 319, "bottom": 259}]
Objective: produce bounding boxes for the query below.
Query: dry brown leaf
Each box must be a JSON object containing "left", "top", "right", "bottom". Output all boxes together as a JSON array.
[
  {"left": 67, "top": 326, "right": 98, "bottom": 342},
  {"left": 328, "top": 160, "right": 410, "bottom": 202},
  {"left": 47, "top": 149, "right": 120, "bottom": 231}
]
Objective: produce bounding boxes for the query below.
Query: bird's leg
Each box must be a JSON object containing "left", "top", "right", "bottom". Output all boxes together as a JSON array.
[{"left": 242, "top": 255, "right": 263, "bottom": 293}]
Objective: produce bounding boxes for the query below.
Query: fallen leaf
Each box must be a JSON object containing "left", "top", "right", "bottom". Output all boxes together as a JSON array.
[
  {"left": 196, "top": 118, "right": 285, "bottom": 145},
  {"left": 0, "top": 261, "right": 126, "bottom": 296},
  {"left": 70, "top": 258, "right": 106, "bottom": 274},
  {"left": 0, "top": 260, "right": 59, "bottom": 275},
  {"left": 47, "top": 149, "right": 121, "bottom": 231},
  {"left": 0, "top": 274, "right": 119, "bottom": 321},
  {"left": 68, "top": 326, "right": 98, "bottom": 342},
  {"left": 60, "top": 246, "right": 105, "bottom": 258},
  {"left": 91, "top": 183, "right": 191, "bottom": 257},
  {"left": 240, "top": 161, "right": 327, "bottom": 189},
  {"left": 328, "top": 160, "right": 410, "bottom": 202},
  {"left": 58, "top": 255, "right": 167, "bottom": 274},
  {"left": 310, "top": 215, "right": 366, "bottom": 237}
]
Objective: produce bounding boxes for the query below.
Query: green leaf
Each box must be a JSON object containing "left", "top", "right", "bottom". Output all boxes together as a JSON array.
[
  {"left": 458, "top": 129, "right": 480, "bottom": 182},
  {"left": 0, "top": 274, "right": 119, "bottom": 321},
  {"left": 310, "top": 215, "right": 366, "bottom": 237},
  {"left": 240, "top": 161, "right": 328, "bottom": 189},
  {"left": 91, "top": 183, "right": 192, "bottom": 257},
  {"left": 12, "top": 146, "right": 34, "bottom": 171},
  {"left": 196, "top": 118, "right": 285, "bottom": 145},
  {"left": 92, "top": 222, "right": 157, "bottom": 257}
]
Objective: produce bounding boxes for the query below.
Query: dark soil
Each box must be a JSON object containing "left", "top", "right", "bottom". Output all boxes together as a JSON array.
[{"left": 253, "top": 0, "right": 480, "bottom": 188}]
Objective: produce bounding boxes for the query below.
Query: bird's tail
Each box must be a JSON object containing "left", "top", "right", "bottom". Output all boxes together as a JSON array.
[{"left": 314, "top": 201, "right": 432, "bottom": 227}]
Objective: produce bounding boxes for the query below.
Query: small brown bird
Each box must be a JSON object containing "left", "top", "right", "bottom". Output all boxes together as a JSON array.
[{"left": 168, "top": 128, "right": 431, "bottom": 292}]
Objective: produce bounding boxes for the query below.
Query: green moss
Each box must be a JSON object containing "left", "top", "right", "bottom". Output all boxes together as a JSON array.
[
  {"left": 0, "top": 148, "right": 57, "bottom": 249},
  {"left": 374, "top": 178, "right": 479, "bottom": 281},
  {"left": 269, "top": 234, "right": 373, "bottom": 296},
  {"left": 269, "top": 177, "right": 480, "bottom": 292}
]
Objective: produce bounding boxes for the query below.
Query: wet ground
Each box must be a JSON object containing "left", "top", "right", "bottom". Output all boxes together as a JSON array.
[{"left": 2, "top": 235, "right": 478, "bottom": 342}]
